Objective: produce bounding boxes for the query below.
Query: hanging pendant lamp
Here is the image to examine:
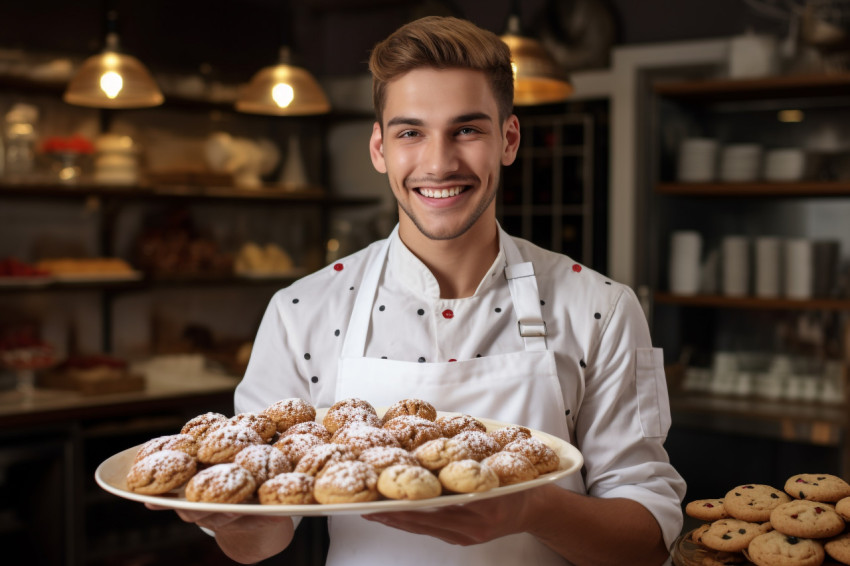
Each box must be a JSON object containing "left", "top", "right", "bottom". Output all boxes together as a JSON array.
[
  {"left": 500, "top": 14, "right": 573, "bottom": 106},
  {"left": 236, "top": 46, "right": 330, "bottom": 116},
  {"left": 64, "top": 13, "right": 163, "bottom": 109}
]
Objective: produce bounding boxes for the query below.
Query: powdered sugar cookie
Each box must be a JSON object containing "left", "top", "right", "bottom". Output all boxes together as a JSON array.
[
  {"left": 482, "top": 451, "right": 539, "bottom": 486},
  {"left": 180, "top": 412, "right": 228, "bottom": 441},
  {"left": 413, "top": 437, "right": 472, "bottom": 471},
  {"left": 377, "top": 464, "right": 442, "bottom": 500},
  {"left": 234, "top": 444, "right": 292, "bottom": 485},
  {"left": 382, "top": 415, "right": 442, "bottom": 451},
  {"left": 262, "top": 398, "right": 316, "bottom": 433},
  {"left": 358, "top": 446, "right": 418, "bottom": 474},
  {"left": 134, "top": 433, "right": 198, "bottom": 463},
  {"left": 438, "top": 459, "right": 499, "bottom": 493},
  {"left": 258, "top": 472, "right": 316, "bottom": 505},
  {"left": 197, "top": 425, "right": 264, "bottom": 464},
  {"left": 381, "top": 399, "right": 437, "bottom": 423},
  {"left": 502, "top": 436, "right": 560, "bottom": 474},
  {"left": 185, "top": 463, "right": 256, "bottom": 503},
  {"left": 294, "top": 443, "right": 357, "bottom": 476},
  {"left": 451, "top": 430, "right": 500, "bottom": 461},
  {"left": 126, "top": 450, "right": 197, "bottom": 495},
  {"left": 434, "top": 414, "right": 486, "bottom": 437},
  {"left": 313, "top": 460, "right": 378, "bottom": 504}
]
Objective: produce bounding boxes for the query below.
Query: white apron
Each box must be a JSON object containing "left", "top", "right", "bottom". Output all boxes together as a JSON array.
[{"left": 327, "top": 227, "right": 579, "bottom": 566}]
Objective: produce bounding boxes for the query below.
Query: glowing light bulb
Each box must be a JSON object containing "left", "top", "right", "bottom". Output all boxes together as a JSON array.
[
  {"left": 272, "top": 83, "right": 295, "bottom": 108},
  {"left": 100, "top": 71, "right": 124, "bottom": 99}
]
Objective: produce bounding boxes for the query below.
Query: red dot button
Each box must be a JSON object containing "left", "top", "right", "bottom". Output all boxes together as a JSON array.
[
  {"left": 448, "top": 358, "right": 457, "bottom": 362},
  {"left": 333, "top": 263, "right": 344, "bottom": 271},
  {"left": 442, "top": 309, "right": 454, "bottom": 319},
  {"left": 572, "top": 264, "right": 582, "bottom": 273}
]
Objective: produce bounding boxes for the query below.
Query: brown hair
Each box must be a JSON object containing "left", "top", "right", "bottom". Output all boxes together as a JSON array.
[{"left": 369, "top": 16, "right": 514, "bottom": 127}]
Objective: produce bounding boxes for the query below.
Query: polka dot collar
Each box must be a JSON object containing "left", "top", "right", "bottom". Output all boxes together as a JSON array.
[{"left": 387, "top": 228, "right": 507, "bottom": 300}]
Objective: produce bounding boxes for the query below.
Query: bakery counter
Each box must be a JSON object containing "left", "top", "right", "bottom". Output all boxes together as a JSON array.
[
  {"left": 0, "top": 367, "right": 239, "bottom": 428},
  {"left": 0, "top": 362, "right": 241, "bottom": 566}
]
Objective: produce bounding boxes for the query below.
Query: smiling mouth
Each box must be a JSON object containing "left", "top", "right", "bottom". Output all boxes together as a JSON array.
[{"left": 417, "top": 186, "right": 468, "bottom": 199}]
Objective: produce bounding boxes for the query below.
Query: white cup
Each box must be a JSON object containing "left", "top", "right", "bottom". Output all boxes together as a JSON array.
[
  {"left": 728, "top": 32, "right": 778, "bottom": 78},
  {"left": 784, "top": 238, "right": 813, "bottom": 299},
  {"left": 677, "top": 138, "right": 718, "bottom": 183},
  {"left": 754, "top": 236, "right": 782, "bottom": 298},
  {"left": 720, "top": 144, "right": 762, "bottom": 182},
  {"left": 669, "top": 231, "right": 702, "bottom": 295},
  {"left": 722, "top": 236, "right": 750, "bottom": 297},
  {"left": 765, "top": 148, "right": 806, "bottom": 181}
]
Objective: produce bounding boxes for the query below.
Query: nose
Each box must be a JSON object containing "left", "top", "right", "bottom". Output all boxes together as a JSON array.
[{"left": 421, "top": 134, "right": 459, "bottom": 176}]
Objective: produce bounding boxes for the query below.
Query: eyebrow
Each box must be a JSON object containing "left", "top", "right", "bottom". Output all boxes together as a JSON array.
[{"left": 385, "top": 112, "right": 493, "bottom": 129}]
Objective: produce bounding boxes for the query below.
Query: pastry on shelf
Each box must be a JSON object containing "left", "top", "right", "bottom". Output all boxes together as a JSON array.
[{"left": 39, "top": 353, "right": 145, "bottom": 396}]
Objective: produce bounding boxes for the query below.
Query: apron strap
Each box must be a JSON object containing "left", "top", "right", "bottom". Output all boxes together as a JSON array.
[
  {"left": 340, "top": 227, "right": 395, "bottom": 358},
  {"left": 505, "top": 260, "right": 548, "bottom": 351}
]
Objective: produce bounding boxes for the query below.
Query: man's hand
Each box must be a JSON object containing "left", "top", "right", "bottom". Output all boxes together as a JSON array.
[
  {"left": 145, "top": 503, "right": 295, "bottom": 564},
  {"left": 363, "top": 488, "right": 532, "bottom": 545},
  {"left": 364, "top": 485, "right": 671, "bottom": 566}
]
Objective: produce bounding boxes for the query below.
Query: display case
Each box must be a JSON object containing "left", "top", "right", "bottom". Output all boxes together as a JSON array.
[{"left": 644, "top": 72, "right": 850, "bottom": 495}]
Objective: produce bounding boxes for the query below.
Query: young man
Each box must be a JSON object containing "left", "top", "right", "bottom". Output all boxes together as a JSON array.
[{"left": 165, "top": 16, "right": 685, "bottom": 565}]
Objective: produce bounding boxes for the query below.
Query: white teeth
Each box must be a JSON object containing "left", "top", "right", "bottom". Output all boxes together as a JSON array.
[{"left": 420, "top": 186, "right": 463, "bottom": 198}]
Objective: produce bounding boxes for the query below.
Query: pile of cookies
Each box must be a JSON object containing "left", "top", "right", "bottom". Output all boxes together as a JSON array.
[
  {"left": 124, "top": 397, "right": 562, "bottom": 506},
  {"left": 684, "top": 474, "right": 850, "bottom": 565}
]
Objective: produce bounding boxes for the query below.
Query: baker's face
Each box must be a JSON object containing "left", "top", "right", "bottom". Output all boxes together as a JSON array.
[{"left": 370, "top": 67, "right": 519, "bottom": 241}]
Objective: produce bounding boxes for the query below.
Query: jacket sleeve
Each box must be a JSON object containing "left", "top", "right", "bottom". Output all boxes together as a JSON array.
[
  {"left": 575, "top": 284, "right": 687, "bottom": 550},
  {"left": 234, "top": 289, "right": 311, "bottom": 415}
]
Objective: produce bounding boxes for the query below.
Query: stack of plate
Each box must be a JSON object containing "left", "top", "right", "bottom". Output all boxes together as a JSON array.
[
  {"left": 719, "top": 144, "right": 762, "bottom": 182},
  {"left": 677, "top": 138, "right": 718, "bottom": 182},
  {"left": 94, "top": 134, "right": 139, "bottom": 185}
]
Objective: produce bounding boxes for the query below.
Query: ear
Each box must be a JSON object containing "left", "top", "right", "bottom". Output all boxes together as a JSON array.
[
  {"left": 369, "top": 121, "right": 387, "bottom": 174},
  {"left": 501, "top": 115, "right": 521, "bottom": 166}
]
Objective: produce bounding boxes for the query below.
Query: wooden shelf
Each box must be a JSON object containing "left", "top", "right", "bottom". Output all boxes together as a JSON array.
[
  {"left": 654, "top": 292, "right": 850, "bottom": 311},
  {"left": 653, "top": 73, "right": 850, "bottom": 102},
  {"left": 0, "top": 181, "right": 380, "bottom": 206},
  {"left": 656, "top": 181, "right": 850, "bottom": 197},
  {"left": 671, "top": 393, "right": 847, "bottom": 446}
]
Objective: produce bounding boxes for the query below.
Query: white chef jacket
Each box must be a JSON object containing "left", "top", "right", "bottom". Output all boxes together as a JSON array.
[{"left": 235, "top": 224, "right": 686, "bottom": 553}]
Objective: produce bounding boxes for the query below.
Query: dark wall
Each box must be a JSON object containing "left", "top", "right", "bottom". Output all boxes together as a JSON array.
[{"left": 0, "top": 0, "right": 789, "bottom": 80}]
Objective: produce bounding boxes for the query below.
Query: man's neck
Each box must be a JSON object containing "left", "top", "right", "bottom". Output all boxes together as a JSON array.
[{"left": 398, "top": 218, "right": 500, "bottom": 299}]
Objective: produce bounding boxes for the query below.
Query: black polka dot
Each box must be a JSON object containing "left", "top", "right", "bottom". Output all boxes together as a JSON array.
[
  {"left": 310, "top": 376, "right": 318, "bottom": 383},
  {"left": 334, "top": 329, "right": 340, "bottom": 337},
  {"left": 540, "top": 300, "right": 545, "bottom": 306},
  {"left": 605, "top": 281, "right": 611, "bottom": 285},
  {"left": 418, "top": 357, "right": 426, "bottom": 363},
  {"left": 381, "top": 356, "right": 387, "bottom": 359},
  {"left": 476, "top": 354, "right": 482, "bottom": 358},
  {"left": 495, "top": 307, "right": 502, "bottom": 313},
  {"left": 379, "top": 305, "right": 386, "bottom": 312},
  {"left": 594, "top": 313, "right": 601, "bottom": 320},
  {"left": 417, "top": 308, "right": 425, "bottom": 316},
  {"left": 350, "top": 286, "right": 355, "bottom": 291},
  {"left": 565, "top": 409, "right": 571, "bottom": 416},
  {"left": 579, "top": 359, "right": 586, "bottom": 368},
  {"left": 292, "top": 298, "right": 299, "bottom": 304},
  {"left": 304, "top": 353, "right": 311, "bottom": 360}
]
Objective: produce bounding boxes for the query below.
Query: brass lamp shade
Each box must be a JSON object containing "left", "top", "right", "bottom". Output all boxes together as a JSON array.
[
  {"left": 64, "top": 33, "right": 164, "bottom": 109},
  {"left": 501, "top": 16, "right": 572, "bottom": 106},
  {"left": 236, "top": 47, "right": 330, "bottom": 116}
]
